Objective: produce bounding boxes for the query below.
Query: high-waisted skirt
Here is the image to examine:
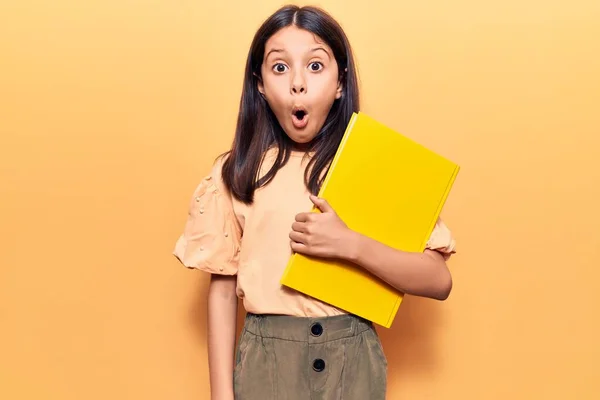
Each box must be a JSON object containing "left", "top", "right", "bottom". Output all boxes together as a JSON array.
[{"left": 233, "top": 312, "right": 387, "bottom": 400}]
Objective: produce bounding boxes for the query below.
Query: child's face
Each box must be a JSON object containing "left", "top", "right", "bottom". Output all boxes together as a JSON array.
[{"left": 258, "top": 26, "right": 342, "bottom": 146}]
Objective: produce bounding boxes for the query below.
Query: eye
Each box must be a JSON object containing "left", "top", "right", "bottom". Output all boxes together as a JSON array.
[
  {"left": 309, "top": 62, "right": 323, "bottom": 72},
  {"left": 273, "top": 63, "right": 288, "bottom": 73}
]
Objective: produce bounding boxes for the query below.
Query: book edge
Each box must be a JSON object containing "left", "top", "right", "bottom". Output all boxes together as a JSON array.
[{"left": 280, "top": 112, "right": 358, "bottom": 285}]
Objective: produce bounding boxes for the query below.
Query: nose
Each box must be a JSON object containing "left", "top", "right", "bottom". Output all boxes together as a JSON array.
[
  {"left": 291, "top": 83, "right": 305, "bottom": 94},
  {"left": 290, "top": 71, "right": 306, "bottom": 94}
]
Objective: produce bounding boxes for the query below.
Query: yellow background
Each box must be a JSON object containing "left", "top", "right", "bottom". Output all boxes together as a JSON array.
[{"left": 1, "top": 0, "right": 599, "bottom": 399}]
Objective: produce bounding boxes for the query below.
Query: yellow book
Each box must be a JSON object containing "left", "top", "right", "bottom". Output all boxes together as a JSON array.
[{"left": 280, "top": 112, "right": 460, "bottom": 328}]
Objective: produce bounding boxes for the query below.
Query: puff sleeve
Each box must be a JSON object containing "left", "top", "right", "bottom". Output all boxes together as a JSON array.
[
  {"left": 173, "top": 158, "right": 242, "bottom": 275},
  {"left": 425, "top": 218, "right": 457, "bottom": 260}
]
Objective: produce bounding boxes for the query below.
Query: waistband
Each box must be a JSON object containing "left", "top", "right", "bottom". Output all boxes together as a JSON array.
[{"left": 243, "top": 313, "right": 373, "bottom": 343}]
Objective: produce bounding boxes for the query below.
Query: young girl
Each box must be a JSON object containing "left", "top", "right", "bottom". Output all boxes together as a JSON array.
[{"left": 173, "top": 5, "right": 456, "bottom": 400}]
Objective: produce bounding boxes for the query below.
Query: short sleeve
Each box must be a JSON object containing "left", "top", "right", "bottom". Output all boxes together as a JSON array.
[
  {"left": 172, "top": 157, "right": 242, "bottom": 275},
  {"left": 425, "top": 218, "right": 457, "bottom": 260}
]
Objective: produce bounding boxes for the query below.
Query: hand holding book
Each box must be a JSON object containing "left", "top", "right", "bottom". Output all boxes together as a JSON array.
[{"left": 289, "top": 195, "right": 354, "bottom": 260}]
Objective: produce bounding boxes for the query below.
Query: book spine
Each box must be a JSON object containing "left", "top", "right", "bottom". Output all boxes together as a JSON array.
[
  {"left": 281, "top": 113, "right": 358, "bottom": 284},
  {"left": 385, "top": 293, "right": 404, "bottom": 328},
  {"left": 420, "top": 164, "right": 460, "bottom": 252},
  {"left": 316, "top": 113, "right": 358, "bottom": 204}
]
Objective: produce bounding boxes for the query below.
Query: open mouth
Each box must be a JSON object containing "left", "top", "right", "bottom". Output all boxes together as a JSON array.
[
  {"left": 292, "top": 106, "right": 309, "bottom": 129},
  {"left": 293, "top": 108, "right": 307, "bottom": 121},
  {"left": 292, "top": 106, "right": 308, "bottom": 129}
]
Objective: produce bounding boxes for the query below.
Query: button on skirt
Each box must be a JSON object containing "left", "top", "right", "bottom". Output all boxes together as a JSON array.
[{"left": 233, "top": 312, "right": 387, "bottom": 400}]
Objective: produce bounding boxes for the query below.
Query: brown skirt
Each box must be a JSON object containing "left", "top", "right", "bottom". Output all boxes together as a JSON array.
[{"left": 233, "top": 313, "right": 387, "bottom": 400}]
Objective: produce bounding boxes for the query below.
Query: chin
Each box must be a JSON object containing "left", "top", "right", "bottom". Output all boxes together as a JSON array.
[
  {"left": 284, "top": 128, "right": 316, "bottom": 144},
  {"left": 289, "top": 134, "right": 316, "bottom": 145},
  {"left": 292, "top": 136, "right": 313, "bottom": 144}
]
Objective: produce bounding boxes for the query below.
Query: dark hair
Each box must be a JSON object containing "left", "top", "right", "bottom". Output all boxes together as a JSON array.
[{"left": 221, "top": 5, "right": 360, "bottom": 204}]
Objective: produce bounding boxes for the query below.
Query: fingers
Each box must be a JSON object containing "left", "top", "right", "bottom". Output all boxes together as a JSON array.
[
  {"left": 295, "top": 212, "right": 313, "bottom": 222},
  {"left": 309, "top": 195, "right": 334, "bottom": 213},
  {"left": 290, "top": 241, "right": 309, "bottom": 254},
  {"left": 291, "top": 221, "right": 308, "bottom": 233},
  {"left": 289, "top": 230, "right": 306, "bottom": 244}
]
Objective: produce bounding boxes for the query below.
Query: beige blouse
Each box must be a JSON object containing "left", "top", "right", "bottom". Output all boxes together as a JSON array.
[{"left": 173, "top": 149, "right": 456, "bottom": 317}]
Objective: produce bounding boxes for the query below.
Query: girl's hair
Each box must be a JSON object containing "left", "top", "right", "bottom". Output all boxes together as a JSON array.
[{"left": 221, "top": 5, "right": 360, "bottom": 204}]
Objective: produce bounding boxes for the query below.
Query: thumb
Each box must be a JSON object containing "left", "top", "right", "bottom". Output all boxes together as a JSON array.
[{"left": 310, "top": 195, "right": 334, "bottom": 213}]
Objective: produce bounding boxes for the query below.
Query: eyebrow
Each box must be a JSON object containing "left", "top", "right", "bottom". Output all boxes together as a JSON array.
[
  {"left": 264, "top": 47, "right": 332, "bottom": 61},
  {"left": 265, "top": 48, "right": 285, "bottom": 60},
  {"left": 310, "top": 47, "right": 331, "bottom": 59}
]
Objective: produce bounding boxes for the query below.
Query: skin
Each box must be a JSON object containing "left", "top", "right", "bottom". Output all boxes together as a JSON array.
[
  {"left": 291, "top": 195, "right": 453, "bottom": 301},
  {"left": 257, "top": 26, "right": 343, "bottom": 147},
  {"left": 208, "top": 25, "right": 452, "bottom": 400},
  {"left": 207, "top": 274, "right": 237, "bottom": 400}
]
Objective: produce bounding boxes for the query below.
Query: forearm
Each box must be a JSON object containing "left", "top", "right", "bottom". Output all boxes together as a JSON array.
[
  {"left": 344, "top": 231, "right": 452, "bottom": 300},
  {"left": 207, "top": 274, "right": 238, "bottom": 399}
]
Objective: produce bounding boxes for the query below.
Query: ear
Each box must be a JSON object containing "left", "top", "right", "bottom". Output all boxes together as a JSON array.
[
  {"left": 335, "top": 67, "right": 347, "bottom": 99},
  {"left": 254, "top": 72, "right": 265, "bottom": 97}
]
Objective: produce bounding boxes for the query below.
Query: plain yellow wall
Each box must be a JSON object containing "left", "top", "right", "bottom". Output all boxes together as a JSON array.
[{"left": 1, "top": 0, "right": 599, "bottom": 399}]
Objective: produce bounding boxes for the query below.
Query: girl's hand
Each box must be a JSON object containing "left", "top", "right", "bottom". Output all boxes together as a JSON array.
[{"left": 289, "top": 195, "right": 355, "bottom": 259}]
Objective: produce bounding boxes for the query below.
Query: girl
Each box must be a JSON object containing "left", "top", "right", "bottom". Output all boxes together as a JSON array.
[{"left": 173, "top": 5, "right": 456, "bottom": 400}]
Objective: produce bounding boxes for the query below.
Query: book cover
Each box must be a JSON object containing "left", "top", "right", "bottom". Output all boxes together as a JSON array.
[{"left": 280, "top": 112, "right": 459, "bottom": 328}]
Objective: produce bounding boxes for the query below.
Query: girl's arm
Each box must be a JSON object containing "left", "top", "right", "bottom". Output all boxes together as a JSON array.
[
  {"left": 344, "top": 233, "right": 452, "bottom": 300},
  {"left": 207, "top": 274, "right": 238, "bottom": 400},
  {"left": 290, "top": 195, "right": 453, "bottom": 301}
]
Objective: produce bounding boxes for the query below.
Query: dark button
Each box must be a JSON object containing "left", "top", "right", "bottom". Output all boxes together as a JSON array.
[
  {"left": 310, "top": 322, "right": 323, "bottom": 336},
  {"left": 312, "top": 358, "right": 325, "bottom": 372}
]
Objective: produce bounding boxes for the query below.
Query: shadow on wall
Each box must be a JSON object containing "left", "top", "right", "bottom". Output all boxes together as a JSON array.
[{"left": 378, "top": 295, "right": 446, "bottom": 393}]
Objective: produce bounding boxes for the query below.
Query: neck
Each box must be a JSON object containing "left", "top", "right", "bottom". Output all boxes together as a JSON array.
[{"left": 292, "top": 142, "right": 311, "bottom": 152}]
